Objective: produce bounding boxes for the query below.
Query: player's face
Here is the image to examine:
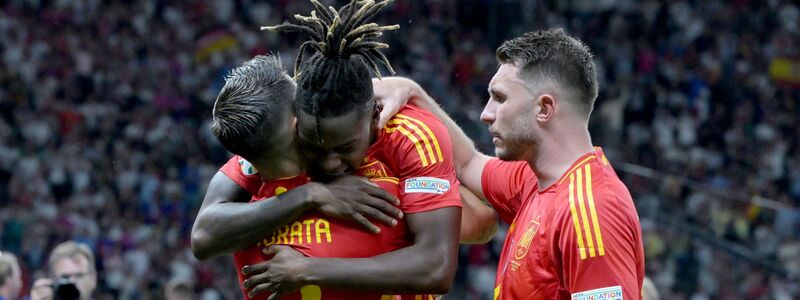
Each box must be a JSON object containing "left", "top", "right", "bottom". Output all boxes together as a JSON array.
[
  {"left": 53, "top": 256, "right": 96, "bottom": 300},
  {"left": 481, "top": 64, "right": 538, "bottom": 161},
  {"left": 295, "top": 103, "right": 377, "bottom": 182}
]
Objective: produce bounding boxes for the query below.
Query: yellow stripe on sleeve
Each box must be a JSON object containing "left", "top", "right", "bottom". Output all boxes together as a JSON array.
[
  {"left": 385, "top": 125, "right": 429, "bottom": 166},
  {"left": 585, "top": 164, "right": 606, "bottom": 256},
  {"left": 576, "top": 168, "right": 597, "bottom": 258},
  {"left": 568, "top": 174, "right": 587, "bottom": 260},
  {"left": 388, "top": 119, "right": 437, "bottom": 164},
  {"left": 395, "top": 114, "right": 444, "bottom": 162}
]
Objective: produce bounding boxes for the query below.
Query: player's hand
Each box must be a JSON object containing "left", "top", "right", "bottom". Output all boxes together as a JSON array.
[
  {"left": 373, "top": 77, "right": 414, "bottom": 128},
  {"left": 30, "top": 278, "right": 54, "bottom": 300},
  {"left": 309, "top": 176, "right": 403, "bottom": 233},
  {"left": 242, "top": 245, "right": 307, "bottom": 299}
]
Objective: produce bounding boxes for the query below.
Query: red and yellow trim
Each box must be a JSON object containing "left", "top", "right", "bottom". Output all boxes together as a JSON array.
[
  {"left": 384, "top": 114, "right": 444, "bottom": 167},
  {"left": 568, "top": 164, "right": 606, "bottom": 259}
]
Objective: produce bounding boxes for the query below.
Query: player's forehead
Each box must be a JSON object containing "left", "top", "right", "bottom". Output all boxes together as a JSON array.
[
  {"left": 296, "top": 110, "right": 366, "bottom": 147},
  {"left": 489, "top": 64, "right": 528, "bottom": 93}
]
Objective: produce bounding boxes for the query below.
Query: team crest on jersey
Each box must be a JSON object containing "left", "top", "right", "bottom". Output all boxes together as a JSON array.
[
  {"left": 357, "top": 160, "right": 389, "bottom": 179},
  {"left": 404, "top": 177, "right": 450, "bottom": 194},
  {"left": 571, "top": 286, "right": 623, "bottom": 300},
  {"left": 514, "top": 219, "right": 541, "bottom": 260},
  {"left": 238, "top": 158, "right": 258, "bottom": 176}
]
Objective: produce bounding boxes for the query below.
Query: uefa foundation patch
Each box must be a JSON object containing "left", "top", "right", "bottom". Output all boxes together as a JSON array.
[
  {"left": 571, "top": 286, "right": 623, "bottom": 300},
  {"left": 404, "top": 177, "right": 450, "bottom": 194}
]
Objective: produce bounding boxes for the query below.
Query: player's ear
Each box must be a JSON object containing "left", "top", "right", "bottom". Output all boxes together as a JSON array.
[
  {"left": 536, "top": 94, "right": 555, "bottom": 122},
  {"left": 371, "top": 100, "right": 381, "bottom": 128}
]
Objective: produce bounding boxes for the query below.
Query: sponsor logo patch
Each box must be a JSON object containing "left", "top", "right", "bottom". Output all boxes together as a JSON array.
[
  {"left": 571, "top": 286, "right": 623, "bottom": 300},
  {"left": 238, "top": 158, "right": 258, "bottom": 176},
  {"left": 404, "top": 177, "right": 450, "bottom": 194}
]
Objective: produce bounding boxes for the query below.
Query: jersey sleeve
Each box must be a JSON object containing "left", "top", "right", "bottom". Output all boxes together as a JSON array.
[
  {"left": 219, "top": 155, "right": 262, "bottom": 195},
  {"left": 481, "top": 158, "right": 534, "bottom": 224},
  {"left": 554, "top": 168, "right": 643, "bottom": 300},
  {"left": 386, "top": 109, "right": 462, "bottom": 214}
]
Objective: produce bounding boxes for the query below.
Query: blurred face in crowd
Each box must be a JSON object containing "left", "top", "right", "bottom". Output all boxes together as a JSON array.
[
  {"left": 0, "top": 256, "right": 22, "bottom": 299},
  {"left": 52, "top": 255, "right": 97, "bottom": 300},
  {"left": 481, "top": 63, "right": 538, "bottom": 161},
  {"left": 296, "top": 102, "right": 378, "bottom": 182}
]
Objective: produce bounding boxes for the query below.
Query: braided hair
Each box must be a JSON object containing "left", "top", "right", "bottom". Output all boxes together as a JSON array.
[{"left": 262, "top": 0, "right": 398, "bottom": 140}]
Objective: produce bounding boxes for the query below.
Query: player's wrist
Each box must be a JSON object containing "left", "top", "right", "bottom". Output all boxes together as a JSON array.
[{"left": 301, "top": 182, "right": 326, "bottom": 209}]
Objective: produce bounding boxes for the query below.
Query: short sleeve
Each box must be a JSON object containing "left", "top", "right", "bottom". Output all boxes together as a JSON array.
[
  {"left": 219, "top": 155, "right": 262, "bottom": 195},
  {"left": 555, "top": 167, "right": 642, "bottom": 299},
  {"left": 481, "top": 158, "right": 534, "bottom": 224},
  {"left": 386, "top": 109, "right": 462, "bottom": 214}
]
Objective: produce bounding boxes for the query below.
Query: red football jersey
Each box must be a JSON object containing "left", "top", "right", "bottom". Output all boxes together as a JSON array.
[
  {"left": 482, "top": 148, "right": 644, "bottom": 300},
  {"left": 219, "top": 104, "right": 461, "bottom": 300}
]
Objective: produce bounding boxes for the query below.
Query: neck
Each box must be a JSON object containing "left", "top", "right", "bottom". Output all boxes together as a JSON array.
[
  {"left": 249, "top": 156, "right": 303, "bottom": 181},
  {"left": 526, "top": 121, "right": 594, "bottom": 190}
]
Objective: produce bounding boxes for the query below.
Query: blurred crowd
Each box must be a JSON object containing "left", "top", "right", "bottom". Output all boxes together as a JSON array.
[{"left": 0, "top": 0, "right": 798, "bottom": 299}]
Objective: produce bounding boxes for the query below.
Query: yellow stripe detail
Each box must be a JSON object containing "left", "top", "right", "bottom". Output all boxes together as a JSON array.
[
  {"left": 388, "top": 119, "right": 437, "bottom": 163},
  {"left": 558, "top": 156, "right": 596, "bottom": 185},
  {"left": 585, "top": 165, "right": 605, "bottom": 256},
  {"left": 395, "top": 114, "right": 444, "bottom": 162},
  {"left": 493, "top": 286, "right": 501, "bottom": 300},
  {"left": 576, "top": 168, "right": 596, "bottom": 258},
  {"left": 568, "top": 174, "right": 587, "bottom": 259},
  {"left": 385, "top": 125, "right": 429, "bottom": 166}
]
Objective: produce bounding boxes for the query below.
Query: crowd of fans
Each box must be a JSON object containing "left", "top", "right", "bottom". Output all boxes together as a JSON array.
[{"left": 0, "top": 0, "right": 798, "bottom": 299}]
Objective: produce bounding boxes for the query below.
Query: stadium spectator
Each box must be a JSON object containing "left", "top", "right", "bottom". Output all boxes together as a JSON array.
[
  {"left": 30, "top": 242, "right": 96, "bottom": 300},
  {"left": 0, "top": 252, "right": 22, "bottom": 300}
]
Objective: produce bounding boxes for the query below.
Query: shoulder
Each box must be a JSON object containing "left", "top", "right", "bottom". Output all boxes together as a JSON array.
[
  {"left": 381, "top": 104, "right": 450, "bottom": 168},
  {"left": 553, "top": 161, "right": 636, "bottom": 224}
]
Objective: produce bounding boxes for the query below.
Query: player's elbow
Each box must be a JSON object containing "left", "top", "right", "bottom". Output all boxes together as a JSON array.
[
  {"left": 190, "top": 227, "right": 216, "bottom": 260},
  {"left": 418, "top": 253, "right": 456, "bottom": 294}
]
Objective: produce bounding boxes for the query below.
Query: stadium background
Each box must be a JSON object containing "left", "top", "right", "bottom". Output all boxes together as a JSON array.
[{"left": 1, "top": 0, "right": 799, "bottom": 299}]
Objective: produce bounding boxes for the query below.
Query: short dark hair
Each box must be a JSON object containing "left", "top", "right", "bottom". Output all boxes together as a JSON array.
[
  {"left": 263, "top": 0, "right": 397, "bottom": 138},
  {"left": 496, "top": 28, "right": 598, "bottom": 117},
  {"left": 211, "top": 55, "right": 295, "bottom": 158}
]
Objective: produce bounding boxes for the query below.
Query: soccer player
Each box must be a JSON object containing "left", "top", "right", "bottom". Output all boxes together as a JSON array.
[
  {"left": 192, "top": 2, "right": 496, "bottom": 299},
  {"left": 234, "top": 0, "right": 467, "bottom": 298},
  {"left": 380, "top": 29, "right": 645, "bottom": 299},
  {"left": 193, "top": 55, "right": 493, "bottom": 299}
]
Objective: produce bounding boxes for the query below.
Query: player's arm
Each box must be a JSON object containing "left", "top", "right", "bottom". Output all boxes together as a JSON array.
[
  {"left": 244, "top": 207, "right": 461, "bottom": 297},
  {"left": 557, "top": 184, "right": 643, "bottom": 299},
  {"left": 191, "top": 171, "right": 312, "bottom": 260},
  {"left": 374, "top": 77, "right": 491, "bottom": 197},
  {"left": 375, "top": 77, "right": 497, "bottom": 242},
  {"left": 192, "top": 168, "right": 403, "bottom": 260},
  {"left": 458, "top": 185, "right": 497, "bottom": 244}
]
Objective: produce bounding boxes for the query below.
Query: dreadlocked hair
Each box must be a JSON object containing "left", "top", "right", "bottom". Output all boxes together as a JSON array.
[{"left": 262, "top": 0, "right": 398, "bottom": 130}]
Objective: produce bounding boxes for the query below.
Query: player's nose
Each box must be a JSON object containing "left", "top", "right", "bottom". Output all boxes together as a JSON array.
[
  {"left": 480, "top": 100, "right": 496, "bottom": 124},
  {"left": 321, "top": 153, "right": 344, "bottom": 174}
]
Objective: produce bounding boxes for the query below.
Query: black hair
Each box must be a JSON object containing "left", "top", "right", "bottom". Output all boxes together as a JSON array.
[
  {"left": 262, "top": 0, "right": 397, "bottom": 139},
  {"left": 210, "top": 55, "right": 295, "bottom": 158},
  {"left": 497, "top": 29, "right": 599, "bottom": 117}
]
